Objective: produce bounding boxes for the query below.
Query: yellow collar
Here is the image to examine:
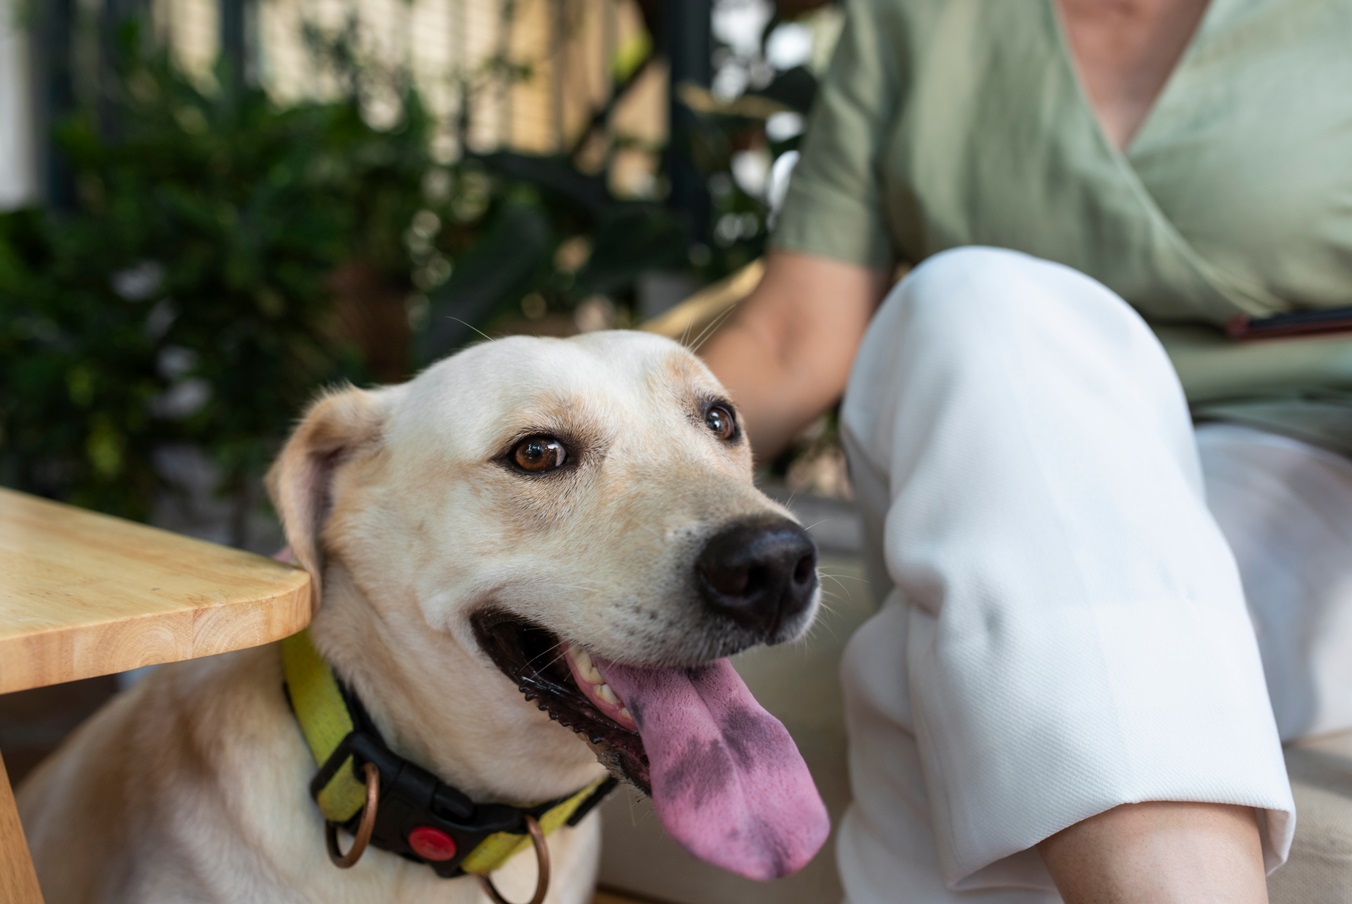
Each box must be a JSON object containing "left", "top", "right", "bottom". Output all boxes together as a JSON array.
[{"left": 281, "top": 629, "right": 614, "bottom": 877}]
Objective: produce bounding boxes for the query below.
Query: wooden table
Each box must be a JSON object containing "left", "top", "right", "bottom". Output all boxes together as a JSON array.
[{"left": 0, "top": 487, "right": 311, "bottom": 902}]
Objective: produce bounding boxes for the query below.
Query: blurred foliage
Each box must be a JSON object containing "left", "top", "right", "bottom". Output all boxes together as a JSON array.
[
  {"left": 689, "top": 15, "right": 820, "bottom": 282},
  {"left": 0, "top": 3, "right": 828, "bottom": 531},
  {"left": 0, "top": 32, "right": 373, "bottom": 524},
  {"left": 0, "top": 207, "right": 167, "bottom": 516},
  {"left": 296, "top": 17, "right": 443, "bottom": 292}
]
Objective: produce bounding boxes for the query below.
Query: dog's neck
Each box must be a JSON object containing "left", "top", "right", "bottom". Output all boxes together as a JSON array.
[{"left": 307, "top": 566, "right": 606, "bottom": 807}]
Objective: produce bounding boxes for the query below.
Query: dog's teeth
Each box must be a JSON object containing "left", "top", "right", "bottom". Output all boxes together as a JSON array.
[
  {"left": 567, "top": 646, "right": 603, "bottom": 685},
  {"left": 618, "top": 707, "right": 634, "bottom": 723},
  {"left": 597, "top": 683, "right": 619, "bottom": 706}
]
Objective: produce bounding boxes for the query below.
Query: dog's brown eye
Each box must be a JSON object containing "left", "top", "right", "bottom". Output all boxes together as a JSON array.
[
  {"left": 705, "top": 404, "right": 738, "bottom": 442},
  {"left": 511, "top": 435, "right": 568, "bottom": 473}
]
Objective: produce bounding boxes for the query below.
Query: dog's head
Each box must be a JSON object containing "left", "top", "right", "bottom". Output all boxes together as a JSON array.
[{"left": 268, "top": 330, "right": 826, "bottom": 879}]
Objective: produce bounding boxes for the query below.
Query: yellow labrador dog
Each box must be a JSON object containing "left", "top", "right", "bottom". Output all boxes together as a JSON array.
[{"left": 18, "top": 331, "right": 829, "bottom": 904}]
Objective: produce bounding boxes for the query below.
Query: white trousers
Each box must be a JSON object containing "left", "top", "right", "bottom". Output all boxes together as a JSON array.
[{"left": 836, "top": 248, "right": 1352, "bottom": 902}]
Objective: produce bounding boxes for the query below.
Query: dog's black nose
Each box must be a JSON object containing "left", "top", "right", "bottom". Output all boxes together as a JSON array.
[{"left": 696, "top": 516, "right": 818, "bottom": 635}]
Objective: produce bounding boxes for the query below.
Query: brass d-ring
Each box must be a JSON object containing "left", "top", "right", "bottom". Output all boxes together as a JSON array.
[
  {"left": 477, "top": 815, "right": 551, "bottom": 904},
  {"left": 325, "top": 762, "right": 380, "bottom": 869}
]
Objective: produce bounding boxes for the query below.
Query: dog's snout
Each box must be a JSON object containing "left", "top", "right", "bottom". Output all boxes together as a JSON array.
[{"left": 696, "top": 517, "right": 818, "bottom": 634}]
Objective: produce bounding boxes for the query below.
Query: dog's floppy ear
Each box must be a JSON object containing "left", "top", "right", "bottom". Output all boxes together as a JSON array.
[{"left": 267, "top": 386, "right": 387, "bottom": 613}]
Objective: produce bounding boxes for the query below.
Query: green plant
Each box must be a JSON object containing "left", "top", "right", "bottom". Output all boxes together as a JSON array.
[
  {"left": 0, "top": 31, "right": 369, "bottom": 530},
  {"left": 0, "top": 208, "right": 166, "bottom": 516}
]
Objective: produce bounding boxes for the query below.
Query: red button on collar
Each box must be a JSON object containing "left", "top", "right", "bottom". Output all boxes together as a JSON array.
[{"left": 408, "top": 826, "right": 458, "bottom": 862}]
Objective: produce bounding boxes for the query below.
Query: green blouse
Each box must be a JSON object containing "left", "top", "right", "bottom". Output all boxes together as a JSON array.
[{"left": 773, "top": 0, "right": 1352, "bottom": 455}]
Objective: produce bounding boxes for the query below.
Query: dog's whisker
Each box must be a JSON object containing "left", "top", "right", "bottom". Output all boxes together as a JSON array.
[
  {"left": 445, "top": 316, "right": 496, "bottom": 344},
  {"left": 806, "top": 617, "right": 841, "bottom": 644},
  {"left": 819, "top": 573, "right": 856, "bottom": 597},
  {"left": 530, "top": 646, "right": 579, "bottom": 678},
  {"left": 685, "top": 307, "right": 730, "bottom": 354},
  {"left": 624, "top": 788, "right": 659, "bottom": 828},
  {"left": 535, "top": 651, "right": 572, "bottom": 676},
  {"left": 818, "top": 570, "right": 871, "bottom": 585},
  {"left": 522, "top": 640, "right": 566, "bottom": 671},
  {"left": 814, "top": 594, "right": 842, "bottom": 616},
  {"left": 540, "top": 584, "right": 607, "bottom": 597},
  {"left": 688, "top": 302, "right": 741, "bottom": 354},
  {"left": 815, "top": 589, "right": 845, "bottom": 611},
  {"left": 524, "top": 646, "right": 563, "bottom": 670}
]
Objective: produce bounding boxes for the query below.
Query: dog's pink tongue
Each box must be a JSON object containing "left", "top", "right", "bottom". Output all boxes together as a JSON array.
[{"left": 591, "top": 657, "right": 828, "bottom": 881}]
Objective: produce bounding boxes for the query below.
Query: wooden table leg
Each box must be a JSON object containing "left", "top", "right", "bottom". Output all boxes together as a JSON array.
[{"left": 0, "top": 750, "right": 44, "bottom": 903}]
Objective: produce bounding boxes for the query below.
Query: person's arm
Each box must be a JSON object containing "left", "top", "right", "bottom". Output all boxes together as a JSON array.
[
  {"left": 700, "top": 250, "right": 891, "bottom": 461},
  {"left": 1039, "top": 801, "right": 1270, "bottom": 904}
]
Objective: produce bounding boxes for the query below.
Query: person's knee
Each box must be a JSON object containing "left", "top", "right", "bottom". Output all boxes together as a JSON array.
[
  {"left": 907, "top": 245, "right": 1045, "bottom": 300},
  {"left": 866, "top": 246, "right": 1152, "bottom": 364},
  {"left": 841, "top": 249, "right": 1040, "bottom": 466},
  {"left": 844, "top": 246, "right": 1168, "bottom": 448},
  {"left": 886, "top": 246, "right": 1113, "bottom": 335}
]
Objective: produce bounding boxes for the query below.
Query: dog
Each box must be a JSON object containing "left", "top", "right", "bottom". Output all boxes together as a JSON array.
[{"left": 18, "top": 331, "right": 828, "bottom": 903}]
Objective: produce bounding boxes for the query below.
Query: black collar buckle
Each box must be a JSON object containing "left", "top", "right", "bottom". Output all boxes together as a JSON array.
[{"left": 314, "top": 727, "right": 617, "bottom": 879}]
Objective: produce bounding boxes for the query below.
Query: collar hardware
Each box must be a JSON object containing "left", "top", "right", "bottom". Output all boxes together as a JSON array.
[
  {"left": 326, "top": 761, "right": 379, "bottom": 868},
  {"left": 282, "top": 629, "right": 617, "bottom": 879},
  {"left": 478, "top": 815, "right": 550, "bottom": 904}
]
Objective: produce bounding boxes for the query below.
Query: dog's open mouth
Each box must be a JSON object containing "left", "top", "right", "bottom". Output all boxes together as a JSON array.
[
  {"left": 471, "top": 608, "right": 831, "bottom": 881},
  {"left": 471, "top": 610, "right": 651, "bottom": 792}
]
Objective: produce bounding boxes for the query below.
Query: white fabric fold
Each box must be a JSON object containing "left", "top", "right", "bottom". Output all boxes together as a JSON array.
[{"left": 838, "top": 248, "right": 1311, "bottom": 901}]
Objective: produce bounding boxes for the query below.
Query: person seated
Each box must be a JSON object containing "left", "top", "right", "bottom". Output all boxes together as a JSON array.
[{"left": 700, "top": 0, "right": 1352, "bottom": 901}]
